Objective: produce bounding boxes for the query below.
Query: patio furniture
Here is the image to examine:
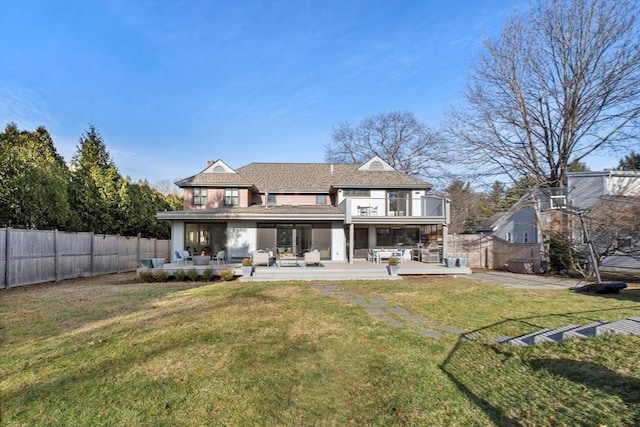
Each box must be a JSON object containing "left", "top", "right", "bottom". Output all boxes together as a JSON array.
[
  {"left": 375, "top": 249, "right": 404, "bottom": 264},
  {"left": 173, "top": 251, "right": 191, "bottom": 265},
  {"left": 252, "top": 251, "right": 272, "bottom": 266},
  {"left": 192, "top": 255, "right": 211, "bottom": 266},
  {"left": 304, "top": 250, "right": 321, "bottom": 266},
  {"left": 215, "top": 250, "right": 228, "bottom": 265},
  {"left": 422, "top": 243, "right": 441, "bottom": 263},
  {"left": 278, "top": 253, "right": 299, "bottom": 267}
]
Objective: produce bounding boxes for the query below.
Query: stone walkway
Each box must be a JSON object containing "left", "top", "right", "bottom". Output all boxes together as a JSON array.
[{"left": 311, "top": 283, "right": 466, "bottom": 339}]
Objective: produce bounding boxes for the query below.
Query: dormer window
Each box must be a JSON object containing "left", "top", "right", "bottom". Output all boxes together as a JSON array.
[
  {"left": 212, "top": 165, "right": 226, "bottom": 173},
  {"left": 225, "top": 188, "right": 239, "bottom": 206},
  {"left": 193, "top": 188, "right": 207, "bottom": 206}
]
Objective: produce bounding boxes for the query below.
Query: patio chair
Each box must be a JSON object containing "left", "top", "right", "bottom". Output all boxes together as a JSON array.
[
  {"left": 216, "top": 250, "right": 227, "bottom": 265},
  {"left": 252, "top": 251, "right": 271, "bottom": 266},
  {"left": 304, "top": 250, "right": 321, "bottom": 266},
  {"left": 174, "top": 250, "right": 186, "bottom": 265}
]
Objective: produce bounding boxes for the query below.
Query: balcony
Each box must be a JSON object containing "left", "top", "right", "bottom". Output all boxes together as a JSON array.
[{"left": 339, "top": 196, "right": 449, "bottom": 224}]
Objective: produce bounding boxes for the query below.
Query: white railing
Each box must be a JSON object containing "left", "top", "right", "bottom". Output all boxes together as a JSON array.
[{"left": 341, "top": 197, "right": 447, "bottom": 221}]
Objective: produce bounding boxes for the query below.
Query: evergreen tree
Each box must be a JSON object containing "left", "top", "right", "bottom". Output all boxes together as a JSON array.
[
  {"left": 616, "top": 151, "right": 640, "bottom": 170},
  {"left": 0, "top": 123, "right": 71, "bottom": 229},
  {"left": 68, "top": 125, "right": 123, "bottom": 234}
]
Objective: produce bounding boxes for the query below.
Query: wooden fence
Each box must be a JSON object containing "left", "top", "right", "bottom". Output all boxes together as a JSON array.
[
  {"left": 447, "top": 234, "right": 542, "bottom": 270},
  {"left": 0, "top": 228, "right": 170, "bottom": 289}
]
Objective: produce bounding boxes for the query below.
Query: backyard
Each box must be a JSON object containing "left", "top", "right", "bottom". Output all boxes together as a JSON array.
[{"left": 1, "top": 273, "right": 639, "bottom": 426}]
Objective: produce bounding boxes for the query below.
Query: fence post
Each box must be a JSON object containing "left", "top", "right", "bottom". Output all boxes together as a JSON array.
[
  {"left": 117, "top": 235, "right": 121, "bottom": 274},
  {"left": 54, "top": 229, "right": 59, "bottom": 281},
  {"left": 4, "top": 227, "right": 10, "bottom": 289},
  {"left": 137, "top": 234, "right": 141, "bottom": 267},
  {"left": 90, "top": 233, "right": 95, "bottom": 277}
]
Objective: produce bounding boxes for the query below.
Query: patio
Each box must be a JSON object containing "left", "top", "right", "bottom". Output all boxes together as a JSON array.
[{"left": 141, "top": 259, "right": 472, "bottom": 282}]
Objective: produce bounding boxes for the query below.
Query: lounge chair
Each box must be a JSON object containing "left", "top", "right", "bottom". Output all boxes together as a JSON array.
[
  {"left": 252, "top": 251, "right": 271, "bottom": 266},
  {"left": 304, "top": 250, "right": 321, "bottom": 266}
]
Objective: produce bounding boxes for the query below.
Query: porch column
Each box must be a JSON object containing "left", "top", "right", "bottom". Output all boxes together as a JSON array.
[
  {"left": 442, "top": 223, "right": 448, "bottom": 263},
  {"left": 349, "top": 223, "right": 354, "bottom": 264}
]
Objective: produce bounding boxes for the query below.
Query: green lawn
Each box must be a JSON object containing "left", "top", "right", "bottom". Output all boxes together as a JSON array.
[{"left": 1, "top": 274, "right": 639, "bottom": 426}]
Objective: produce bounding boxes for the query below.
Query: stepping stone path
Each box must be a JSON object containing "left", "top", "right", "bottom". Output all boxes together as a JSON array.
[{"left": 311, "top": 283, "right": 467, "bottom": 339}]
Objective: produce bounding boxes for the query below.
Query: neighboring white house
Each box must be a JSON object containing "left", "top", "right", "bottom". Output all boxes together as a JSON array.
[
  {"left": 475, "top": 170, "right": 640, "bottom": 270},
  {"left": 157, "top": 156, "right": 450, "bottom": 264}
]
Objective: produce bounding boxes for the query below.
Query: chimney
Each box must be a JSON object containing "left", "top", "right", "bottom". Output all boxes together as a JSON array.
[
  {"left": 207, "top": 160, "right": 215, "bottom": 167},
  {"left": 330, "top": 164, "right": 334, "bottom": 175}
]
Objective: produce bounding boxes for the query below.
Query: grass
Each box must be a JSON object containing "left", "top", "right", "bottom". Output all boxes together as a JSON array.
[{"left": 1, "top": 273, "right": 639, "bottom": 426}]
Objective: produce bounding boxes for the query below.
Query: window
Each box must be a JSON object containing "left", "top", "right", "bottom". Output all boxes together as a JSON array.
[
  {"left": 193, "top": 188, "right": 207, "bottom": 205},
  {"left": 369, "top": 161, "right": 384, "bottom": 171},
  {"left": 267, "top": 193, "right": 277, "bottom": 205},
  {"left": 316, "top": 195, "right": 327, "bottom": 205},
  {"left": 225, "top": 188, "right": 239, "bottom": 206},
  {"left": 376, "top": 227, "right": 419, "bottom": 247},
  {"left": 524, "top": 232, "right": 529, "bottom": 243},
  {"left": 343, "top": 189, "right": 370, "bottom": 197}
]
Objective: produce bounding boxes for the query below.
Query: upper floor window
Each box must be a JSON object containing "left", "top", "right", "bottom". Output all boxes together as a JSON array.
[
  {"left": 225, "top": 188, "right": 239, "bottom": 206},
  {"left": 343, "top": 189, "right": 370, "bottom": 197},
  {"left": 267, "top": 194, "right": 277, "bottom": 205},
  {"left": 316, "top": 195, "right": 327, "bottom": 205},
  {"left": 193, "top": 188, "right": 207, "bottom": 205}
]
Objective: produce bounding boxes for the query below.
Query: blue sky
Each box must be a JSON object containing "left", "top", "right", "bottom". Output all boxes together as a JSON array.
[{"left": 0, "top": 0, "right": 621, "bottom": 185}]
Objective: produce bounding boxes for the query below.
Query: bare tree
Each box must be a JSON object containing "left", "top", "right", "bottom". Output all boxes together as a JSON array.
[
  {"left": 447, "top": 0, "right": 640, "bottom": 188},
  {"left": 325, "top": 111, "right": 447, "bottom": 184},
  {"left": 590, "top": 196, "right": 640, "bottom": 260}
]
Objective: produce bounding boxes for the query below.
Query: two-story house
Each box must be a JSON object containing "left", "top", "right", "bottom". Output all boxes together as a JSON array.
[{"left": 157, "top": 156, "right": 450, "bottom": 263}]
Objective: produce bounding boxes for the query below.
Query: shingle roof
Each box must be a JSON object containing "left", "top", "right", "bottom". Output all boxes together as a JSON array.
[{"left": 176, "top": 161, "right": 431, "bottom": 191}]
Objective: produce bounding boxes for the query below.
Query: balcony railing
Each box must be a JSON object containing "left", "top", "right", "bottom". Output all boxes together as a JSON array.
[{"left": 340, "top": 197, "right": 448, "bottom": 223}]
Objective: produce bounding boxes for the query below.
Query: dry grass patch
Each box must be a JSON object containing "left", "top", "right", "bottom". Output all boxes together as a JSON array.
[{"left": 1, "top": 274, "right": 639, "bottom": 426}]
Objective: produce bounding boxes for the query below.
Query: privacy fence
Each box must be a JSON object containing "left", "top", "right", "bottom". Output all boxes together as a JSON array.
[
  {"left": 0, "top": 228, "right": 170, "bottom": 289},
  {"left": 448, "top": 234, "right": 542, "bottom": 270}
]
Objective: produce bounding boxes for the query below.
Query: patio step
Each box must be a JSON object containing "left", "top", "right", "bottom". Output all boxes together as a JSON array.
[
  {"left": 240, "top": 267, "right": 396, "bottom": 282},
  {"left": 496, "top": 318, "right": 640, "bottom": 347},
  {"left": 596, "top": 317, "right": 640, "bottom": 336},
  {"left": 506, "top": 328, "right": 551, "bottom": 347},
  {"left": 532, "top": 324, "right": 580, "bottom": 344},
  {"left": 563, "top": 322, "right": 607, "bottom": 340}
]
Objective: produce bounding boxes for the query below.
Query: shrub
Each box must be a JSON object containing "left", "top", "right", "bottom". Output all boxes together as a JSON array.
[
  {"left": 220, "top": 268, "right": 235, "bottom": 281},
  {"left": 388, "top": 256, "right": 399, "bottom": 266},
  {"left": 548, "top": 231, "right": 579, "bottom": 272},
  {"left": 154, "top": 269, "right": 169, "bottom": 282},
  {"left": 202, "top": 267, "right": 214, "bottom": 281},
  {"left": 242, "top": 257, "right": 253, "bottom": 267},
  {"left": 186, "top": 268, "right": 199, "bottom": 282},
  {"left": 174, "top": 269, "right": 186, "bottom": 281},
  {"left": 138, "top": 270, "right": 155, "bottom": 282}
]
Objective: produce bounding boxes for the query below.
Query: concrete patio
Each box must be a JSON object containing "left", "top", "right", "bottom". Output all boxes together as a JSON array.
[{"left": 147, "top": 259, "right": 472, "bottom": 282}]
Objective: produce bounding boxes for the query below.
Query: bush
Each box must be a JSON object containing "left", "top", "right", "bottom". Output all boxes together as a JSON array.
[
  {"left": 548, "top": 232, "right": 579, "bottom": 272},
  {"left": 220, "top": 268, "right": 235, "bottom": 281},
  {"left": 202, "top": 267, "right": 214, "bottom": 281},
  {"left": 154, "top": 269, "right": 169, "bottom": 282},
  {"left": 174, "top": 269, "right": 186, "bottom": 281},
  {"left": 242, "top": 257, "right": 253, "bottom": 267},
  {"left": 186, "top": 268, "right": 199, "bottom": 282},
  {"left": 138, "top": 270, "right": 154, "bottom": 282}
]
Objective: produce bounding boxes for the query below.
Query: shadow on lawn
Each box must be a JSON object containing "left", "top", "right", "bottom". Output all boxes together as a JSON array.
[
  {"left": 527, "top": 359, "right": 640, "bottom": 405},
  {"left": 439, "top": 304, "right": 640, "bottom": 426}
]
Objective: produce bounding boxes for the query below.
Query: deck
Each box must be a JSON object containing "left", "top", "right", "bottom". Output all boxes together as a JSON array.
[{"left": 143, "top": 259, "right": 472, "bottom": 282}]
